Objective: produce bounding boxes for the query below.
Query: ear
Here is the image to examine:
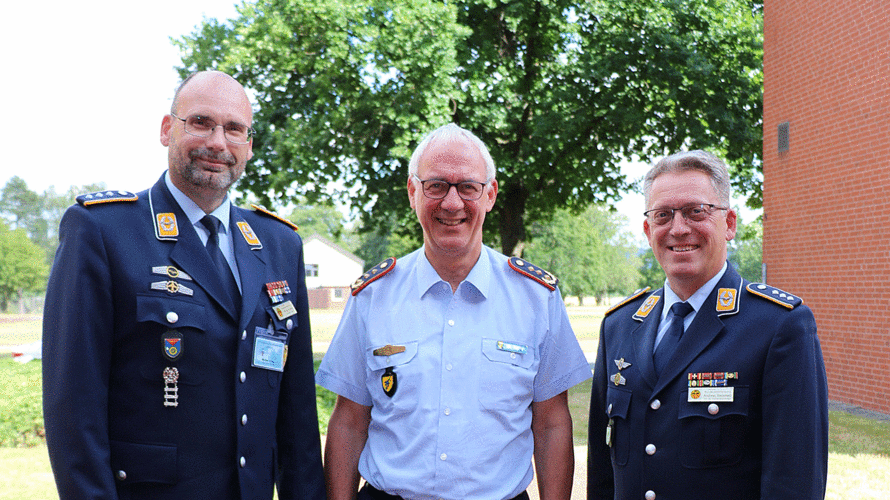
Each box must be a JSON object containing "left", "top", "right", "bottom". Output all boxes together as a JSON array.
[
  {"left": 407, "top": 176, "right": 418, "bottom": 210},
  {"left": 160, "top": 115, "right": 173, "bottom": 147},
  {"left": 483, "top": 179, "right": 498, "bottom": 213},
  {"left": 643, "top": 218, "right": 652, "bottom": 241},
  {"left": 246, "top": 138, "right": 254, "bottom": 162},
  {"left": 725, "top": 208, "right": 738, "bottom": 242}
]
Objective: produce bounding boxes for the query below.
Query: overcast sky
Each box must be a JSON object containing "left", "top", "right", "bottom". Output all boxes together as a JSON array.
[{"left": 1, "top": 1, "right": 755, "bottom": 241}]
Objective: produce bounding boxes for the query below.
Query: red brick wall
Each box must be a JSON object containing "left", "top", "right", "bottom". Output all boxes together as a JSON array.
[{"left": 764, "top": 1, "right": 890, "bottom": 413}]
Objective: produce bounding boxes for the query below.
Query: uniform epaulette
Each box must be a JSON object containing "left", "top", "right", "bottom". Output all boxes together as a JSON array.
[
  {"left": 351, "top": 258, "right": 396, "bottom": 296},
  {"left": 508, "top": 257, "right": 558, "bottom": 291},
  {"left": 76, "top": 190, "right": 138, "bottom": 206},
  {"left": 605, "top": 287, "right": 651, "bottom": 316},
  {"left": 745, "top": 283, "right": 802, "bottom": 310},
  {"left": 251, "top": 204, "right": 299, "bottom": 232}
]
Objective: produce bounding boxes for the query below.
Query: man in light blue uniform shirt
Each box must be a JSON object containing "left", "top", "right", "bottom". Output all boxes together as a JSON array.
[{"left": 316, "top": 123, "right": 591, "bottom": 500}]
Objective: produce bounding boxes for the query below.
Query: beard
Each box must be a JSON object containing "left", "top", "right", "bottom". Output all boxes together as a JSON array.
[{"left": 176, "top": 147, "right": 244, "bottom": 192}]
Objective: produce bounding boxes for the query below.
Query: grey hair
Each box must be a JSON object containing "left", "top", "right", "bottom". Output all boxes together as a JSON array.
[
  {"left": 407, "top": 123, "right": 496, "bottom": 181},
  {"left": 643, "top": 150, "right": 732, "bottom": 208}
]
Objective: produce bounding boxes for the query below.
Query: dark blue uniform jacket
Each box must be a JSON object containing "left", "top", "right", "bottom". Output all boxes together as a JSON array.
[
  {"left": 42, "top": 175, "right": 325, "bottom": 500},
  {"left": 588, "top": 263, "right": 828, "bottom": 500}
]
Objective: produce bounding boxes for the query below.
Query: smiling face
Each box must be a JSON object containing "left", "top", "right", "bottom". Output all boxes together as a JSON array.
[
  {"left": 643, "top": 169, "right": 736, "bottom": 299},
  {"left": 408, "top": 135, "right": 497, "bottom": 267},
  {"left": 160, "top": 72, "right": 253, "bottom": 211}
]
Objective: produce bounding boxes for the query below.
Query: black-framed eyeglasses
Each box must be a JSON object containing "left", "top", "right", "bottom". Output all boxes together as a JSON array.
[
  {"left": 643, "top": 204, "right": 728, "bottom": 226},
  {"left": 412, "top": 174, "right": 489, "bottom": 201},
  {"left": 171, "top": 113, "right": 255, "bottom": 145}
]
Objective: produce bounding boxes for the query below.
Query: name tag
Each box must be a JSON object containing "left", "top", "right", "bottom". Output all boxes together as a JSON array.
[
  {"left": 497, "top": 341, "right": 528, "bottom": 354},
  {"left": 252, "top": 334, "right": 286, "bottom": 372},
  {"left": 688, "top": 387, "right": 734, "bottom": 403}
]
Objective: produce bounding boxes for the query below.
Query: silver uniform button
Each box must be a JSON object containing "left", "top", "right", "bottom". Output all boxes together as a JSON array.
[
  {"left": 241, "top": 330, "right": 247, "bottom": 340},
  {"left": 241, "top": 414, "right": 248, "bottom": 425},
  {"left": 607, "top": 403, "right": 613, "bottom": 415},
  {"left": 240, "top": 371, "right": 246, "bottom": 383},
  {"left": 708, "top": 403, "right": 719, "bottom": 415},
  {"left": 286, "top": 319, "right": 293, "bottom": 330},
  {"left": 645, "top": 444, "right": 656, "bottom": 455},
  {"left": 650, "top": 399, "right": 661, "bottom": 410},
  {"left": 645, "top": 490, "right": 656, "bottom": 500},
  {"left": 166, "top": 311, "right": 179, "bottom": 324},
  {"left": 240, "top": 456, "right": 246, "bottom": 467},
  {"left": 117, "top": 470, "right": 127, "bottom": 481}
]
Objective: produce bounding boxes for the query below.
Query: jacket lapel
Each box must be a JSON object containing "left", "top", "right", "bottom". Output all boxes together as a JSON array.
[
  {"left": 230, "top": 208, "right": 266, "bottom": 331},
  {"left": 149, "top": 178, "right": 238, "bottom": 321},
  {"left": 653, "top": 264, "right": 743, "bottom": 394},
  {"left": 631, "top": 291, "right": 664, "bottom": 390}
]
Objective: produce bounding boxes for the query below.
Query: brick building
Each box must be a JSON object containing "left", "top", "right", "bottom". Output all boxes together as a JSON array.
[{"left": 763, "top": 2, "right": 890, "bottom": 413}]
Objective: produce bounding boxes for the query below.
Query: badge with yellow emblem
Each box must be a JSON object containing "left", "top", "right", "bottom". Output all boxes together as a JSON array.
[{"left": 381, "top": 367, "right": 398, "bottom": 397}]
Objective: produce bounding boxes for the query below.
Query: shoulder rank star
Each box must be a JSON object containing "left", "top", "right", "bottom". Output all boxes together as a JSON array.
[
  {"left": 615, "top": 358, "right": 632, "bottom": 370},
  {"left": 507, "top": 257, "right": 558, "bottom": 291}
]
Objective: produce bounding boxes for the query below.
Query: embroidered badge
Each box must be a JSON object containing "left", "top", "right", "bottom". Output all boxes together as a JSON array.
[
  {"left": 156, "top": 213, "right": 179, "bottom": 238},
  {"left": 716, "top": 288, "right": 737, "bottom": 312},
  {"left": 237, "top": 221, "right": 262, "bottom": 249},
  {"left": 633, "top": 295, "right": 660, "bottom": 321}
]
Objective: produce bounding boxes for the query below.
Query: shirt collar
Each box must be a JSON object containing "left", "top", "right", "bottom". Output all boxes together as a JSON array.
[
  {"left": 415, "top": 245, "right": 492, "bottom": 299},
  {"left": 661, "top": 261, "right": 728, "bottom": 320},
  {"left": 164, "top": 170, "right": 232, "bottom": 234}
]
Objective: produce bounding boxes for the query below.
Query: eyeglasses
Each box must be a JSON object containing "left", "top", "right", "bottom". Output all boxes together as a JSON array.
[
  {"left": 643, "top": 204, "right": 728, "bottom": 226},
  {"left": 171, "top": 113, "right": 255, "bottom": 145},
  {"left": 412, "top": 174, "right": 489, "bottom": 201}
]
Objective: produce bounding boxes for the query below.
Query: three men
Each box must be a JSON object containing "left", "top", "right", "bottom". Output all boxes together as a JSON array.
[
  {"left": 316, "top": 123, "right": 592, "bottom": 500},
  {"left": 42, "top": 71, "right": 325, "bottom": 499},
  {"left": 587, "top": 150, "right": 828, "bottom": 499}
]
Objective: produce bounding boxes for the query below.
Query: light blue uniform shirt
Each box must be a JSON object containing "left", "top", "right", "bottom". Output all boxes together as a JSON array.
[{"left": 316, "top": 245, "right": 591, "bottom": 500}]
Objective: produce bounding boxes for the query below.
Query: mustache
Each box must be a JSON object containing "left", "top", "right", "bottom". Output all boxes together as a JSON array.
[{"left": 189, "top": 148, "right": 236, "bottom": 166}]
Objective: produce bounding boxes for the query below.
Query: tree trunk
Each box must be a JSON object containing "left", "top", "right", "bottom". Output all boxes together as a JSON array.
[{"left": 497, "top": 179, "right": 529, "bottom": 257}]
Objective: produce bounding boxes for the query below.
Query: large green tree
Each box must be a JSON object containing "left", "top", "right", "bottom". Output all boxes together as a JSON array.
[
  {"left": 176, "top": 0, "right": 763, "bottom": 256},
  {"left": 0, "top": 223, "right": 49, "bottom": 312},
  {"left": 524, "top": 205, "right": 641, "bottom": 304}
]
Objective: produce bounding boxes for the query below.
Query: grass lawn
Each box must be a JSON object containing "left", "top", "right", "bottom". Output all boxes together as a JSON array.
[{"left": 3, "top": 310, "right": 890, "bottom": 499}]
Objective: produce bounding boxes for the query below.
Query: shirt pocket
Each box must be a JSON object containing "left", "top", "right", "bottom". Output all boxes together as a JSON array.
[
  {"left": 606, "top": 386, "right": 632, "bottom": 466},
  {"left": 364, "top": 341, "right": 419, "bottom": 412},
  {"left": 678, "top": 386, "right": 750, "bottom": 468},
  {"left": 478, "top": 337, "right": 536, "bottom": 411}
]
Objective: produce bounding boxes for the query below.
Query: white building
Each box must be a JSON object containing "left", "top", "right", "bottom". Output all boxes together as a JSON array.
[{"left": 302, "top": 234, "right": 364, "bottom": 308}]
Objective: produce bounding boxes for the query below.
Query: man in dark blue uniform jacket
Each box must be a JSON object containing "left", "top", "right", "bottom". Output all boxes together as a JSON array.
[
  {"left": 588, "top": 151, "right": 828, "bottom": 500},
  {"left": 42, "top": 71, "right": 325, "bottom": 500}
]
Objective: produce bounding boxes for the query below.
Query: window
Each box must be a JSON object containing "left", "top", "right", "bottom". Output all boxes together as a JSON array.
[{"left": 306, "top": 264, "right": 319, "bottom": 277}]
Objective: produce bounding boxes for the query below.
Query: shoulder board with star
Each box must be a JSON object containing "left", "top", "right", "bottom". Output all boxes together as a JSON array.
[
  {"left": 508, "top": 257, "right": 558, "bottom": 291},
  {"left": 76, "top": 190, "right": 138, "bottom": 207},
  {"left": 745, "top": 283, "right": 802, "bottom": 310},
  {"left": 351, "top": 258, "right": 396, "bottom": 296},
  {"left": 604, "top": 287, "right": 652, "bottom": 317},
  {"left": 251, "top": 204, "right": 299, "bottom": 232}
]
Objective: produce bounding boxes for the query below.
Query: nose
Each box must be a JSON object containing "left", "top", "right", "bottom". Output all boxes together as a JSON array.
[
  {"left": 668, "top": 212, "right": 692, "bottom": 235},
  {"left": 440, "top": 185, "right": 464, "bottom": 210},
  {"left": 204, "top": 126, "right": 228, "bottom": 150}
]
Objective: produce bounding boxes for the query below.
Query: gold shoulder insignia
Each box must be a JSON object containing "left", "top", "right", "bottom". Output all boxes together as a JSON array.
[
  {"left": 76, "top": 190, "right": 137, "bottom": 206},
  {"left": 508, "top": 257, "right": 558, "bottom": 291},
  {"left": 605, "top": 287, "right": 651, "bottom": 317},
  {"left": 251, "top": 204, "right": 299, "bottom": 232},
  {"left": 351, "top": 258, "right": 396, "bottom": 296},
  {"left": 745, "top": 283, "right": 802, "bottom": 310}
]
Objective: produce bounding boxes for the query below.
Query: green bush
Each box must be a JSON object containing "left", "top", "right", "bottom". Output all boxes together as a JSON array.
[{"left": 0, "top": 359, "right": 44, "bottom": 447}]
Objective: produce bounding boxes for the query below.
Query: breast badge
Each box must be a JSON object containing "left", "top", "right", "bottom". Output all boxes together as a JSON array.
[{"left": 382, "top": 367, "right": 398, "bottom": 397}]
